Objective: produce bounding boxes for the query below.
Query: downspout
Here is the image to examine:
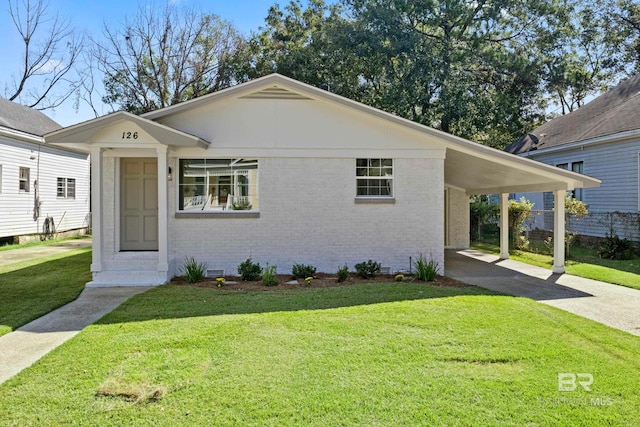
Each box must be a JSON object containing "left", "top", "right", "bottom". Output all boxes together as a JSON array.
[{"left": 32, "top": 142, "right": 42, "bottom": 225}]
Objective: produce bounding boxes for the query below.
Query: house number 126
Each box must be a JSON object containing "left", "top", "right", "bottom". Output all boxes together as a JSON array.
[{"left": 122, "top": 131, "right": 139, "bottom": 139}]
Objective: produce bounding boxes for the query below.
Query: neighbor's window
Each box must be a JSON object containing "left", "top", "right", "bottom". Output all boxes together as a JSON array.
[
  {"left": 57, "top": 178, "right": 76, "bottom": 199},
  {"left": 356, "top": 158, "right": 393, "bottom": 197},
  {"left": 19, "top": 167, "right": 30, "bottom": 192},
  {"left": 571, "top": 161, "right": 584, "bottom": 201},
  {"left": 178, "top": 159, "right": 258, "bottom": 211}
]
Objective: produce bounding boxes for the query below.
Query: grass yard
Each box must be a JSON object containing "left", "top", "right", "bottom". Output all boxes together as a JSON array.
[
  {"left": 0, "top": 249, "right": 91, "bottom": 337},
  {"left": 0, "top": 283, "right": 638, "bottom": 426},
  {"left": 472, "top": 241, "right": 640, "bottom": 291}
]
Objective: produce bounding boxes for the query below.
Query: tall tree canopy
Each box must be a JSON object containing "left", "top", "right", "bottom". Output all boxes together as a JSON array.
[
  {"left": 236, "top": 0, "right": 640, "bottom": 148},
  {"left": 95, "top": 3, "right": 246, "bottom": 114}
]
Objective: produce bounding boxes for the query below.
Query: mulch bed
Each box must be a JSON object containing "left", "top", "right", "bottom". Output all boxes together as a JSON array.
[{"left": 171, "top": 273, "right": 470, "bottom": 291}]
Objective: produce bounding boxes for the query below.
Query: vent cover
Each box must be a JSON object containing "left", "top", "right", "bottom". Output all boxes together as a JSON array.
[
  {"left": 206, "top": 269, "right": 225, "bottom": 278},
  {"left": 241, "top": 86, "right": 312, "bottom": 100},
  {"left": 380, "top": 266, "right": 391, "bottom": 275}
]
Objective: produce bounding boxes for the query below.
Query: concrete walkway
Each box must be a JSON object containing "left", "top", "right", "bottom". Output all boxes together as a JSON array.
[
  {"left": 446, "top": 249, "right": 640, "bottom": 336},
  {"left": 0, "top": 286, "right": 151, "bottom": 385},
  {"left": 0, "top": 237, "right": 92, "bottom": 268},
  {"left": 0, "top": 236, "right": 150, "bottom": 385}
]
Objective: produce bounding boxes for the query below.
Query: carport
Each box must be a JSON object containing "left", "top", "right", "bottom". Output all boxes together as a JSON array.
[{"left": 441, "top": 136, "right": 601, "bottom": 274}]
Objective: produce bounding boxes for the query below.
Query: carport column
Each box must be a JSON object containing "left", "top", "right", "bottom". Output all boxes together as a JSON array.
[
  {"left": 499, "top": 193, "right": 509, "bottom": 259},
  {"left": 157, "top": 146, "right": 169, "bottom": 275},
  {"left": 553, "top": 189, "right": 566, "bottom": 274},
  {"left": 90, "top": 146, "right": 103, "bottom": 272}
]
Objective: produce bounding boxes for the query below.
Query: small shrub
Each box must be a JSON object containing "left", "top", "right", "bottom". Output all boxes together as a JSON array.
[
  {"left": 395, "top": 274, "right": 404, "bottom": 282},
  {"left": 337, "top": 265, "right": 349, "bottom": 282},
  {"left": 262, "top": 263, "right": 278, "bottom": 286},
  {"left": 354, "top": 260, "right": 381, "bottom": 279},
  {"left": 238, "top": 258, "right": 261, "bottom": 281},
  {"left": 543, "top": 236, "right": 553, "bottom": 256},
  {"left": 215, "top": 277, "right": 225, "bottom": 287},
  {"left": 304, "top": 277, "right": 313, "bottom": 286},
  {"left": 598, "top": 234, "right": 636, "bottom": 260},
  {"left": 291, "top": 263, "right": 317, "bottom": 279},
  {"left": 181, "top": 257, "right": 207, "bottom": 283},
  {"left": 413, "top": 254, "right": 439, "bottom": 281}
]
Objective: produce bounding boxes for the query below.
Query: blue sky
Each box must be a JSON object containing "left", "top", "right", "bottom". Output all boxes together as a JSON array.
[{"left": 0, "top": 0, "right": 287, "bottom": 126}]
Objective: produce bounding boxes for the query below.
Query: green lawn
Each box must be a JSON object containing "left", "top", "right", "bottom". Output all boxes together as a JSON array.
[
  {"left": 0, "top": 249, "right": 92, "bottom": 337},
  {"left": 0, "top": 235, "right": 88, "bottom": 252},
  {"left": 0, "top": 283, "right": 638, "bottom": 426},
  {"left": 472, "top": 241, "right": 640, "bottom": 291}
]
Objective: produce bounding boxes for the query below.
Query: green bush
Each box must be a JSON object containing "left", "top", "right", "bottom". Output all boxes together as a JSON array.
[
  {"left": 413, "top": 254, "right": 438, "bottom": 281},
  {"left": 354, "top": 260, "right": 381, "bottom": 279},
  {"left": 470, "top": 195, "right": 499, "bottom": 242},
  {"left": 291, "top": 263, "right": 317, "bottom": 279},
  {"left": 181, "top": 257, "right": 207, "bottom": 283},
  {"left": 238, "top": 258, "right": 261, "bottom": 281},
  {"left": 336, "top": 265, "right": 349, "bottom": 282},
  {"left": 598, "top": 234, "right": 637, "bottom": 260},
  {"left": 509, "top": 197, "right": 533, "bottom": 250},
  {"left": 262, "top": 264, "right": 278, "bottom": 286}
]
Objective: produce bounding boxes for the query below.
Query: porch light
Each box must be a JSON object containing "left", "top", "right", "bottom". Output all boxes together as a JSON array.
[{"left": 168, "top": 166, "right": 173, "bottom": 181}]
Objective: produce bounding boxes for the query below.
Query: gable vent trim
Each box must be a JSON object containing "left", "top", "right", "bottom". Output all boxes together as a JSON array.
[{"left": 240, "top": 86, "right": 312, "bottom": 100}]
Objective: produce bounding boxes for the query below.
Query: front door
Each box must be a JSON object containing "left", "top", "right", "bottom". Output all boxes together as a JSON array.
[{"left": 120, "top": 158, "right": 158, "bottom": 251}]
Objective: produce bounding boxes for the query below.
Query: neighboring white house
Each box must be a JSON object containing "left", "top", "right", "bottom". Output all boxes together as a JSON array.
[
  {"left": 505, "top": 74, "right": 640, "bottom": 242},
  {"left": 45, "top": 74, "right": 599, "bottom": 286},
  {"left": 0, "top": 98, "right": 90, "bottom": 243}
]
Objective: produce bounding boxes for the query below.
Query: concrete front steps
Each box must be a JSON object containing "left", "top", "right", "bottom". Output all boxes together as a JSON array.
[{"left": 87, "top": 252, "right": 170, "bottom": 287}]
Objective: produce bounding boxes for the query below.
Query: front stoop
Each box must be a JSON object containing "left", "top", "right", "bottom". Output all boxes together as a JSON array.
[{"left": 88, "top": 252, "right": 171, "bottom": 287}]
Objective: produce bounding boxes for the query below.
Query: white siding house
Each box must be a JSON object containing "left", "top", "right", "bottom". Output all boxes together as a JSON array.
[
  {"left": 0, "top": 98, "right": 90, "bottom": 242},
  {"left": 46, "top": 74, "right": 599, "bottom": 286},
  {"left": 506, "top": 75, "right": 640, "bottom": 241}
]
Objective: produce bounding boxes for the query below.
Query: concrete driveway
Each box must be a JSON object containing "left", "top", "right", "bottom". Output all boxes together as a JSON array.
[
  {"left": 446, "top": 249, "right": 640, "bottom": 336},
  {"left": 0, "top": 237, "right": 92, "bottom": 268}
]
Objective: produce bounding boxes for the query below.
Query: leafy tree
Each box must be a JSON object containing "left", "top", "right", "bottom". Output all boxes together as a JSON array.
[
  {"left": 95, "top": 3, "right": 245, "bottom": 114},
  {"left": 233, "top": 0, "right": 364, "bottom": 99},
  {"left": 2, "top": 0, "right": 83, "bottom": 110}
]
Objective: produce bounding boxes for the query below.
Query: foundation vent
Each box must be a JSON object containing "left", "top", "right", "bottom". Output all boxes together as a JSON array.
[{"left": 206, "top": 269, "right": 225, "bottom": 278}]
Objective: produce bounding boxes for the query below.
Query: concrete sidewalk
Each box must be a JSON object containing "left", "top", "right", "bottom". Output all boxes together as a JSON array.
[
  {"left": 0, "top": 286, "right": 151, "bottom": 385},
  {"left": 446, "top": 249, "right": 640, "bottom": 336},
  {"left": 0, "top": 237, "right": 92, "bottom": 268}
]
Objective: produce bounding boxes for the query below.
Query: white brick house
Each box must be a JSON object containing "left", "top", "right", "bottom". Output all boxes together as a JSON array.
[{"left": 46, "top": 74, "right": 600, "bottom": 286}]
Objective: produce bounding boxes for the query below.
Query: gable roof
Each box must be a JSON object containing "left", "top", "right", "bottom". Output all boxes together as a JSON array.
[
  {"left": 45, "top": 111, "right": 210, "bottom": 150},
  {"left": 48, "top": 73, "right": 600, "bottom": 194},
  {"left": 0, "top": 97, "right": 61, "bottom": 136},
  {"left": 505, "top": 74, "right": 640, "bottom": 154}
]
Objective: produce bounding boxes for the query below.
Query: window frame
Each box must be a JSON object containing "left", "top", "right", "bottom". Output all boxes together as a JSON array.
[
  {"left": 57, "top": 177, "right": 76, "bottom": 199},
  {"left": 355, "top": 158, "right": 394, "bottom": 199},
  {"left": 19, "top": 167, "right": 30, "bottom": 193},
  {"left": 176, "top": 158, "right": 259, "bottom": 215},
  {"left": 555, "top": 161, "right": 584, "bottom": 202}
]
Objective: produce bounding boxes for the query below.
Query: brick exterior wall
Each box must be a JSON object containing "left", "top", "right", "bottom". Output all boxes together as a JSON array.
[
  {"left": 447, "top": 188, "right": 470, "bottom": 249},
  {"left": 168, "top": 156, "right": 444, "bottom": 277}
]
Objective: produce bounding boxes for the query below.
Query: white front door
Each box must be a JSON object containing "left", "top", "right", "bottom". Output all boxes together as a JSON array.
[{"left": 120, "top": 158, "right": 158, "bottom": 251}]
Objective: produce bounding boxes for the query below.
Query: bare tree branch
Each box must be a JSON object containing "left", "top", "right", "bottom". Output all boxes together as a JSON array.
[
  {"left": 4, "top": 0, "right": 83, "bottom": 110},
  {"left": 93, "top": 3, "right": 244, "bottom": 114}
]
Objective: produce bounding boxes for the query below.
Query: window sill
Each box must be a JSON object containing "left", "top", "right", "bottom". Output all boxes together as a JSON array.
[
  {"left": 354, "top": 197, "right": 395, "bottom": 204},
  {"left": 175, "top": 211, "right": 260, "bottom": 219}
]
